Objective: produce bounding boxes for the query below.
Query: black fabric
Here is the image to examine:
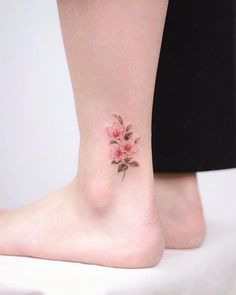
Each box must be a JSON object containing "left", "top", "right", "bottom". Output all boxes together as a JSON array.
[{"left": 151, "top": 0, "right": 236, "bottom": 172}]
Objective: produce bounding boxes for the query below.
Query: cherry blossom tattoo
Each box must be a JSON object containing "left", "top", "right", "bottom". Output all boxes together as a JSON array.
[{"left": 106, "top": 114, "right": 140, "bottom": 181}]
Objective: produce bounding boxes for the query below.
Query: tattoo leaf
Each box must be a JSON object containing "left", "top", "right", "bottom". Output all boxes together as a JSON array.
[
  {"left": 124, "top": 157, "right": 132, "bottom": 163},
  {"left": 113, "top": 114, "right": 123, "bottom": 125},
  {"left": 111, "top": 160, "right": 121, "bottom": 164},
  {"left": 124, "top": 132, "right": 133, "bottom": 140},
  {"left": 135, "top": 137, "right": 140, "bottom": 143},
  {"left": 118, "top": 163, "right": 128, "bottom": 172},
  {"left": 118, "top": 115, "right": 123, "bottom": 125},
  {"left": 129, "top": 161, "right": 139, "bottom": 167},
  {"left": 126, "top": 124, "right": 132, "bottom": 132},
  {"left": 109, "top": 140, "right": 118, "bottom": 145}
]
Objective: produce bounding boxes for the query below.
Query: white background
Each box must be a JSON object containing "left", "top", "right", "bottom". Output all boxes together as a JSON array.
[
  {"left": 0, "top": 0, "right": 235, "bottom": 220},
  {"left": 0, "top": 2, "right": 236, "bottom": 295}
]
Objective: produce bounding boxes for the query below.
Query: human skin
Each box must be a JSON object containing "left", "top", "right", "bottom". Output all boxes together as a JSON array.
[
  {"left": 0, "top": 0, "right": 205, "bottom": 257},
  {"left": 154, "top": 172, "right": 206, "bottom": 249},
  {"left": 0, "top": 0, "right": 168, "bottom": 268},
  {"left": 0, "top": 172, "right": 206, "bottom": 250}
]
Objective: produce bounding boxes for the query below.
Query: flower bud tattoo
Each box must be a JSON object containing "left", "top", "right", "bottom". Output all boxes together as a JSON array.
[{"left": 106, "top": 114, "right": 140, "bottom": 181}]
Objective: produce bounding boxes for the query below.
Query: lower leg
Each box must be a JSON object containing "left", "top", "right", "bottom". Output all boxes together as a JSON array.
[
  {"left": 58, "top": 0, "right": 168, "bottom": 190},
  {"left": 0, "top": 0, "right": 168, "bottom": 268},
  {"left": 154, "top": 172, "right": 206, "bottom": 249}
]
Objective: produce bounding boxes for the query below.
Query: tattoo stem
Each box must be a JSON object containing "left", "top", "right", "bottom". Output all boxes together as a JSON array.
[{"left": 121, "top": 169, "right": 126, "bottom": 181}]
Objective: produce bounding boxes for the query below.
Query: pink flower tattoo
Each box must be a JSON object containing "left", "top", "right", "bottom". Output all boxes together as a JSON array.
[{"left": 106, "top": 114, "right": 140, "bottom": 181}]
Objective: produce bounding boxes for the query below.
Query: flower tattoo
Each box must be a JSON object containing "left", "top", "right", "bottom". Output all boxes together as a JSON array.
[{"left": 106, "top": 114, "right": 140, "bottom": 181}]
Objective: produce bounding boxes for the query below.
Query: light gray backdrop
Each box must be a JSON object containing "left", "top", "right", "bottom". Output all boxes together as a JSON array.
[{"left": 0, "top": 0, "right": 235, "bottom": 223}]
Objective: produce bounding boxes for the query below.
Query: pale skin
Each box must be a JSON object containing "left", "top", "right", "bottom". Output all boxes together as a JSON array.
[
  {"left": 155, "top": 173, "right": 205, "bottom": 249},
  {"left": 0, "top": 0, "right": 205, "bottom": 268}
]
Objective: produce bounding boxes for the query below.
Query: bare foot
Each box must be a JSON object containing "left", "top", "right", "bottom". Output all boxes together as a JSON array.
[
  {"left": 154, "top": 173, "right": 206, "bottom": 249},
  {"left": 0, "top": 178, "right": 164, "bottom": 268}
]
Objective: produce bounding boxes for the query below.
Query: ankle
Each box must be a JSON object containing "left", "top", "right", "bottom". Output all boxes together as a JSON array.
[
  {"left": 78, "top": 177, "right": 114, "bottom": 208},
  {"left": 76, "top": 145, "right": 155, "bottom": 208},
  {"left": 155, "top": 172, "right": 199, "bottom": 199},
  {"left": 76, "top": 172, "right": 156, "bottom": 211}
]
